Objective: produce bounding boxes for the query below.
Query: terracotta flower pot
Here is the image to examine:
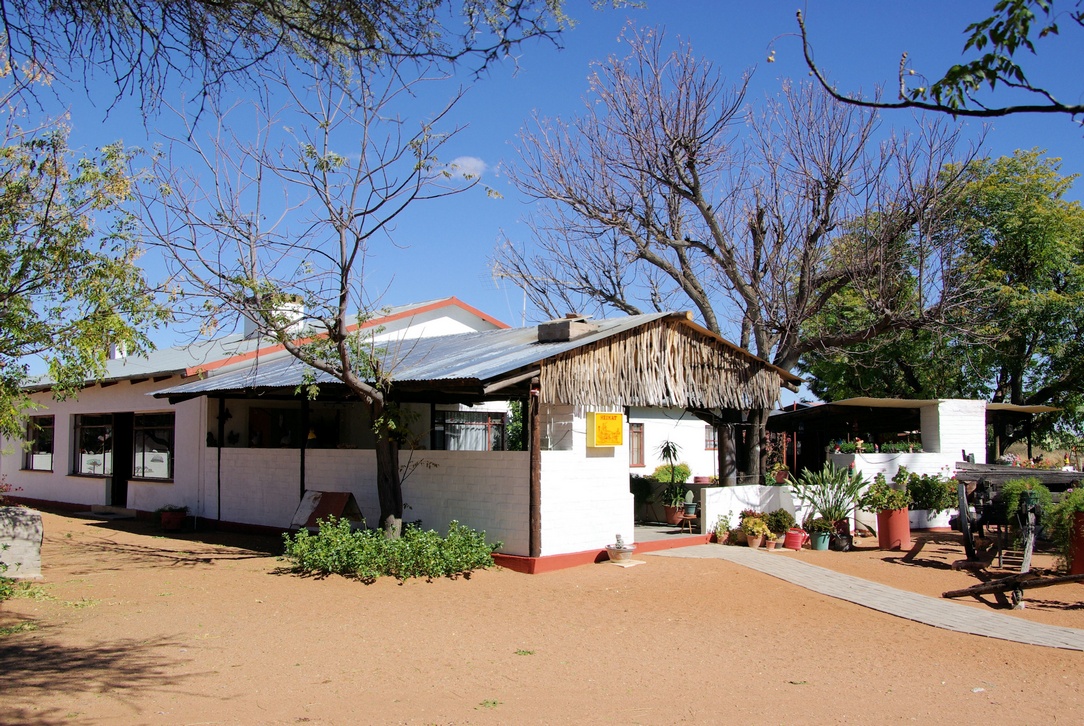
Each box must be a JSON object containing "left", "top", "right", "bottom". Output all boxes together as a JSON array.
[
  {"left": 663, "top": 505, "right": 684, "bottom": 526},
  {"left": 160, "top": 511, "right": 186, "bottom": 532},
  {"left": 746, "top": 534, "right": 764, "bottom": 548},
  {"left": 876, "top": 508, "right": 911, "bottom": 551}
]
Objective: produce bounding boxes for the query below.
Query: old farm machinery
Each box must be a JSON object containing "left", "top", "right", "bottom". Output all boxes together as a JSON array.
[{"left": 945, "top": 464, "right": 1084, "bottom": 608}]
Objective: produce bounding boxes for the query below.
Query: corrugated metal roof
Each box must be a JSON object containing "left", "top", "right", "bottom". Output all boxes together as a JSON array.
[
  {"left": 155, "top": 313, "right": 670, "bottom": 397},
  {"left": 154, "top": 312, "right": 799, "bottom": 400},
  {"left": 28, "top": 298, "right": 465, "bottom": 390}
]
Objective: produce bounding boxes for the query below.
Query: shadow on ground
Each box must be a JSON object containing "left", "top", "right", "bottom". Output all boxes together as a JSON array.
[{"left": 3, "top": 631, "right": 205, "bottom": 725}]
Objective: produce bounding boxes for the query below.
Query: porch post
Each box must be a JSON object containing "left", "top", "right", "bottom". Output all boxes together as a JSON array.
[
  {"left": 529, "top": 378, "right": 541, "bottom": 558},
  {"left": 719, "top": 423, "right": 737, "bottom": 486}
]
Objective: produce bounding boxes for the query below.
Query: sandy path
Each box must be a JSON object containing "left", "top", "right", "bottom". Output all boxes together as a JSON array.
[{"left": 3, "top": 512, "right": 1083, "bottom": 725}]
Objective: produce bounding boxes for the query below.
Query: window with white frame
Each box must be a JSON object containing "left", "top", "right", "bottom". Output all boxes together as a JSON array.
[
  {"left": 73, "top": 414, "right": 113, "bottom": 476},
  {"left": 133, "top": 413, "right": 174, "bottom": 480},
  {"left": 23, "top": 415, "right": 54, "bottom": 471}
]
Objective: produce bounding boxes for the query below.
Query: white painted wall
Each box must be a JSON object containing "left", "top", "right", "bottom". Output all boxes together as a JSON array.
[
  {"left": 0, "top": 379, "right": 204, "bottom": 513},
  {"left": 539, "top": 405, "right": 633, "bottom": 556},
  {"left": 829, "top": 453, "right": 957, "bottom": 483},
  {"left": 628, "top": 407, "right": 716, "bottom": 480},
  {"left": 700, "top": 485, "right": 806, "bottom": 538}
]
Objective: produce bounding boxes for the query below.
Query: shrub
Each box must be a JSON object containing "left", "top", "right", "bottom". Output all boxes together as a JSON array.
[
  {"left": 741, "top": 517, "right": 771, "bottom": 538},
  {"left": 764, "top": 508, "right": 796, "bottom": 536},
  {"left": 1045, "top": 488, "right": 1084, "bottom": 572},
  {"left": 857, "top": 473, "right": 912, "bottom": 513},
  {"left": 629, "top": 474, "right": 655, "bottom": 505},
  {"left": 652, "top": 462, "right": 691, "bottom": 486},
  {"left": 1000, "top": 477, "right": 1052, "bottom": 518},
  {"left": 281, "top": 516, "right": 501, "bottom": 582},
  {"left": 790, "top": 463, "right": 868, "bottom": 524},
  {"left": 906, "top": 472, "right": 956, "bottom": 513}
]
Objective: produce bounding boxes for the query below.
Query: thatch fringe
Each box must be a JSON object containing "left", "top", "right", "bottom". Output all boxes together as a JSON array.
[{"left": 540, "top": 319, "right": 782, "bottom": 409}]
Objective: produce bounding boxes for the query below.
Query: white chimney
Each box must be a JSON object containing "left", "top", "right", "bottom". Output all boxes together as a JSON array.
[{"left": 108, "top": 341, "right": 127, "bottom": 359}]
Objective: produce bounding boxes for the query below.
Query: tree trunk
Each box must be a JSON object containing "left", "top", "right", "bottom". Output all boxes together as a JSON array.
[
  {"left": 743, "top": 407, "right": 768, "bottom": 486},
  {"left": 374, "top": 417, "right": 403, "bottom": 539}
]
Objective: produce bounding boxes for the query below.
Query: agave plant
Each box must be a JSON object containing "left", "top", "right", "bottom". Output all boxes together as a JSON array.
[{"left": 790, "top": 463, "right": 868, "bottom": 525}]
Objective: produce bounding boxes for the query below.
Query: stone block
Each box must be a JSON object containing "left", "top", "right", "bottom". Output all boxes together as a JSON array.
[{"left": 0, "top": 506, "right": 43, "bottom": 580}]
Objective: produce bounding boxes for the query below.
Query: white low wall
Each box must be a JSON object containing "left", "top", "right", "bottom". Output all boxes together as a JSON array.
[
  {"left": 701, "top": 485, "right": 811, "bottom": 535},
  {"left": 830, "top": 453, "right": 957, "bottom": 482},
  {"left": 204, "top": 447, "right": 530, "bottom": 555}
]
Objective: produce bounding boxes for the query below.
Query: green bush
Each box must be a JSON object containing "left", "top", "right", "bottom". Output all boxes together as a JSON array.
[
  {"left": 857, "top": 474, "right": 912, "bottom": 513},
  {"left": 764, "top": 508, "right": 796, "bottom": 536},
  {"left": 1045, "top": 488, "right": 1084, "bottom": 572},
  {"left": 629, "top": 474, "right": 655, "bottom": 505},
  {"left": 1000, "top": 477, "right": 1052, "bottom": 518},
  {"left": 905, "top": 471, "right": 956, "bottom": 512},
  {"left": 0, "top": 559, "right": 13, "bottom": 603},
  {"left": 790, "top": 462, "right": 868, "bottom": 524},
  {"left": 652, "top": 462, "right": 691, "bottom": 485},
  {"left": 281, "top": 516, "right": 501, "bottom": 582}
]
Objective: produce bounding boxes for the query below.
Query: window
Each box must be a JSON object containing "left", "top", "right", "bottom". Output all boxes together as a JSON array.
[
  {"left": 705, "top": 424, "right": 718, "bottom": 450},
  {"left": 432, "top": 410, "right": 506, "bottom": 451},
  {"left": 23, "top": 416, "right": 54, "bottom": 471},
  {"left": 133, "top": 413, "right": 174, "bottom": 480},
  {"left": 73, "top": 414, "right": 113, "bottom": 476},
  {"left": 629, "top": 423, "right": 644, "bottom": 467}
]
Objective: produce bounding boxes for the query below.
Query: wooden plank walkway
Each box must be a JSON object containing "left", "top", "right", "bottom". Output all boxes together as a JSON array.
[{"left": 650, "top": 544, "right": 1084, "bottom": 651}]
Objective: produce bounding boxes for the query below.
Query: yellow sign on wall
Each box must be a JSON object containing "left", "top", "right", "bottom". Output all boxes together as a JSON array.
[{"left": 587, "top": 412, "right": 624, "bottom": 447}]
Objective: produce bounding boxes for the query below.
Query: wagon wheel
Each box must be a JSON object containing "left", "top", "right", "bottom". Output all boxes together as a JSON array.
[{"left": 957, "top": 480, "right": 978, "bottom": 562}]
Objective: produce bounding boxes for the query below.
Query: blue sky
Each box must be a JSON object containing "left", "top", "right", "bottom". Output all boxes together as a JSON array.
[{"left": 56, "top": 1, "right": 1084, "bottom": 341}]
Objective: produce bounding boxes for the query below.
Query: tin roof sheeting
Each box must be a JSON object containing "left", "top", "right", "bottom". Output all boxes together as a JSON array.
[{"left": 156, "top": 313, "right": 675, "bottom": 398}]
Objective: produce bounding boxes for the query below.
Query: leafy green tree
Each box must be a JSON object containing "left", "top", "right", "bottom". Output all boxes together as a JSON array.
[
  {"left": 798, "top": 1, "right": 1084, "bottom": 120},
  {"left": 801, "top": 149, "right": 1084, "bottom": 446},
  {"left": 0, "top": 120, "right": 166, "bottom": 439}
]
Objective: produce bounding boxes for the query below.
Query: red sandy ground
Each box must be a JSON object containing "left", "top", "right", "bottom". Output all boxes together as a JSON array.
[{"left": 3, "top": 512, "right": 1083, "bottom": 725}]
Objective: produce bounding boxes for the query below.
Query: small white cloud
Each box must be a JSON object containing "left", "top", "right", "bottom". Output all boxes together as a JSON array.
[{"left": 447, "top": 156, "right": 487, "bottom": 180}]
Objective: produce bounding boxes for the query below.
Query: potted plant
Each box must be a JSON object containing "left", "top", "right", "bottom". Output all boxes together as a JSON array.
[
  {"left": 713, "top": 514, "right": 731, "bottom": 544},
  {"left": 1045, "top": 488, "right": 1084, "bottom": 574},
  {"left": 764, "top": 508, "right": 795, "bottom": 544},
  {"left": 904, "top": 469, "right": 957, "bottom": 529},
  {"left": 682, "top": 488, "right": 697, "bottom": 516},
  {"left": 771, "top": 463, "right": 790, "bottom": 485},
  {"left": 605, "top": 533, "right": 636, "bottom": 563},
  {"left": 790, "top": 462, "right": 868, "bottom": 546},
  {"left": 741, "top": 516, "right": 771, "bottom": 549},
  {"left": 157, "top": 505, "right": 188, "bottom": 532},
  {"left": 804, "top": 517, "right": 835, "bottom": 550},
  {"left": 660, "top": 482, "right": 689, "bottom": 525},
  {"left": 857, "top": 474, "right": 912, "bottom": 550},
  {"left": 654, "top": 440, "right": 689, "bottom": 526}
]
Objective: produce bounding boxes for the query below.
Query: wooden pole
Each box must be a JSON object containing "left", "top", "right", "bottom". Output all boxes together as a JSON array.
[
  {"left": 529, "top": 378, "right": 542, "bottom": 558},
  {"left": 943, "top": 572, "right": 1084, "bottom": 599}
]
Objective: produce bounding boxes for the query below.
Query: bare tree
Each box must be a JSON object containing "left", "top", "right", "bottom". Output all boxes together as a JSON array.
[
  {"left": 494, "top": 27, "right": 982, "bottom": 480},
  {"left": 1, "top": 0, "right": 591, "bottom": 112},
  {"left": 137, "top": 62, "right": 476, "bottom": 536}
]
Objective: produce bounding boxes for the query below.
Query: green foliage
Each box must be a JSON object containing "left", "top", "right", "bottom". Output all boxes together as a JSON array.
[
  {"left": 506, "top": 399, "right": 525, "bottom": 451},
  {"left": 803, "top": 516, "right": 836, "bottom": 534},
  {"left": 880, "top": 440, "right": 922, "bottom": 454},
  {"left": 280, "top": 516, "right": 500, "bottom": 582},
  {"left": 800, "top": 150, "right": 1084, "bottom": 448},
  {"left": 790, "top": 463, "right": 868, "bottom": 524},
  {"left": 999, "top": 477, "right": 1052, "bottom": 517},
  {"left": 713, "top": 513, "right": 731, "bottom": 542},
  {"left": 857, "top": 473, "right": 912, "bottom": 513},
  {"left": 659, "top": 480, "right": 690, "bottom": 507},
  {"left": 1044, "top": 487, "right": 1084, "bottom": 571},
  {"left": 764, "top": 508, "right": 796, "bottom": 536},
  {"left": 652, "top": 462, "right": 691, "bottom": 485},
  {"left": 904, "top": 471, "right": 957, "bottom": 513},
  {"left": 0, "top": 127, "right": 165, "bottom": 438},
  {"left": 740, "top": 516, "right": 771, "bottom": 538}
]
